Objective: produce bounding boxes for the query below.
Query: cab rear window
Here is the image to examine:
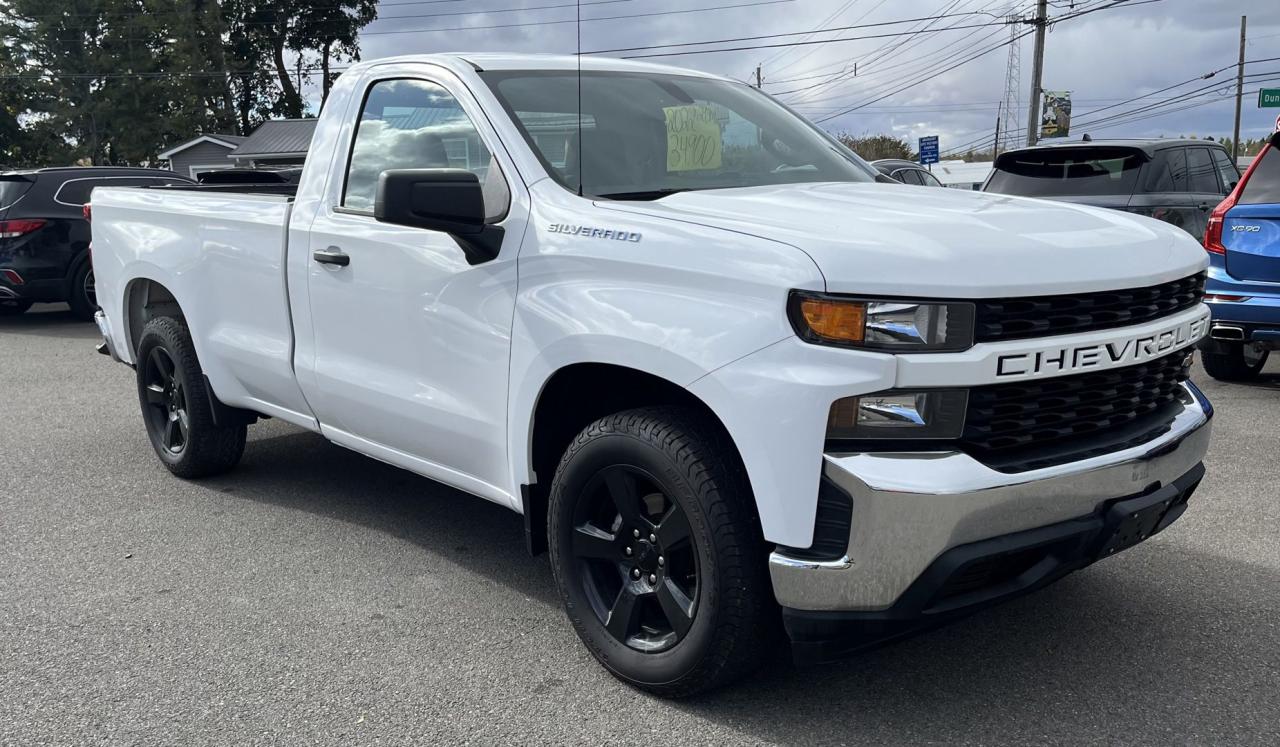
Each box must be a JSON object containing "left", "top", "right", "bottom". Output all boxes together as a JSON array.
[{"left": 986, "top": 147, "right": 1143, "bottom": 197}]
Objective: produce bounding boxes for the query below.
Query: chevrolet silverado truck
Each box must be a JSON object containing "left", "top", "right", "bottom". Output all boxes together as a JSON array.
[{"left": 90, "top": 54, "right": 1214, "bottom": 697}]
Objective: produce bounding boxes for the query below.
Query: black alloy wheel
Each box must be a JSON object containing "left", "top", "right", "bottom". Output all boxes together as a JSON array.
[
  {"left": 571, "top": 464, "right": 699, "bottom": 653},
  {"left": 142, "top": 346, "right": 189, "bottom": 455},
  {"left": 548, "top": 407, "right": 774, "bottom": 697}
]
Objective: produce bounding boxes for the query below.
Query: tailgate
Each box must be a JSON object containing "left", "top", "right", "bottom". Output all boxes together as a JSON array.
[{"left": 1223, "top": 203, "right": 1280, "bottom": 282}]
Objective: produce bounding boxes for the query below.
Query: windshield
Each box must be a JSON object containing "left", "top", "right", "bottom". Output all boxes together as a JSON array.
[
  {"left": 480, "top": 70, "right": 874, "bottom": 199},
  {"left": 986, "top": 147, "right": 1144, "bottom": 197}
]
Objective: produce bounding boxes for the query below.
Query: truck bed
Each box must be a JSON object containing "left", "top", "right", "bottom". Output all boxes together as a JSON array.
[{"left": 91, "top": 186, "right": 315, "bottom": 428}]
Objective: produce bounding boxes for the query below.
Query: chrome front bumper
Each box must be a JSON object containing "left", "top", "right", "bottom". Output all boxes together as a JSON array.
[{"left": 769, "top": 382, "right": 1213, "bottom": 612}]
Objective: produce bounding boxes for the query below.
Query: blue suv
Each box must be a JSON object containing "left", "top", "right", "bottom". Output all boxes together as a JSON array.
[{"left": 1199, "top": 131, "right": 1280, "bottom": 381}]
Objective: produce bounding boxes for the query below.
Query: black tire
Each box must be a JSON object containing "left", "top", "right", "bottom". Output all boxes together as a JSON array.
[
  {"left": 135, "top": 316, "right": 246, "bottom": 478},
  {"left": 548, "top": 406, "right": 773, "bottom": 697},
  {"left": 0, "top": 299, "right": 33, "bottom": 316},
  {"left": 68, "top": 259, "right": 97, "bottom": 321},
  {"left": 1201, "top": 342, "right": 1269, "bottom": 382}
]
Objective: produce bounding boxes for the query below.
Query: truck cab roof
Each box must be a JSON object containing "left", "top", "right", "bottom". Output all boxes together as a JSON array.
[{"left": 354, "top": 52, "right": 729, "bottom": 81}]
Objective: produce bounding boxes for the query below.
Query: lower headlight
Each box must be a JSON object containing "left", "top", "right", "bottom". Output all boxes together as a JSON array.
[{"left": 827, "top": 389, "right": 968, "bottom": 440}]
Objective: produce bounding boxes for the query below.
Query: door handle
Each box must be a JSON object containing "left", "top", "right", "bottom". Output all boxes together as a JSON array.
[{"left": 313, "top": 247, "right": 350, "bottom": 267}]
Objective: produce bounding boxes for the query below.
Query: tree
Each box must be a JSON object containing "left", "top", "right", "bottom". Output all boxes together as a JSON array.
[
  {"left": 834, "top": 133, "right": 914, "bottom": 162},
  {"left": 230, "top": 0, "right": 377, "bottom": 119},
  {"left": 0, "top": 0, "right": 235, "bottom": 165},
  {"left": 0, "top": 0, "right": 378, "bottom": 167}
]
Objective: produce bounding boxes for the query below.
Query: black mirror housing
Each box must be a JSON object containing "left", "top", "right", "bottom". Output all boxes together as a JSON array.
[
  {"left": 375, "top": 169, "right": 486, "bottom": 235},
  {"left": 374, "top": 168, "right": 504, "bottom": 265}
]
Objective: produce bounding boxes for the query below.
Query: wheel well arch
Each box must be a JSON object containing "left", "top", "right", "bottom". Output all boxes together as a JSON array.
[
  {"left": 522, "top": 362, "right": 751, "bottom": 554},
  {"left": 123, "top": 277, "right": 185, "bottom": 359}
]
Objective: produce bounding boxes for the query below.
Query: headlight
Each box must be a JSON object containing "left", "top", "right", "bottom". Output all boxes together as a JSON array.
[
  {"left": 788, "top": 291, "right": 975, "bottom": 351},
  {"left": 827, "top": 389, "right": 968, "bottom": 440}
]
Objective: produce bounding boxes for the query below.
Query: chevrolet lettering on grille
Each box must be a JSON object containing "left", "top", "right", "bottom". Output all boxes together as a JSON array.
[{"left": 995, "top": 311, "right": 1210, "bottom": 379}]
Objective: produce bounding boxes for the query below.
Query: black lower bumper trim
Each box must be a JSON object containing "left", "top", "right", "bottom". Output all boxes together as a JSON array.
[{"left": 783, "top": 462, "right": 1206, "bottom": 665}]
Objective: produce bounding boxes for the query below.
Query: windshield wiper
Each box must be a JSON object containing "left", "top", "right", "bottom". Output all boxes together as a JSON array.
[{"left": 597, "top": 188, "right": 692, "bottom": 201}]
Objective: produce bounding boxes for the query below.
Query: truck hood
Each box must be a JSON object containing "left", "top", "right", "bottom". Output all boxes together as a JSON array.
[{"left": 598, "top": 182, "right": 1207, "bottom": 297}]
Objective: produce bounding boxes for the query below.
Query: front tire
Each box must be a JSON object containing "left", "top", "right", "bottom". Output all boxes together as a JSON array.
[
  {"left": 1202, "top": 342, "right": 1269, "bottom": 381},
  {"left": 548, "top": 406, "right": 772, "bottom": 697},
  {"left": 135, "top": 316, "right": 246, "bottom": 478}
]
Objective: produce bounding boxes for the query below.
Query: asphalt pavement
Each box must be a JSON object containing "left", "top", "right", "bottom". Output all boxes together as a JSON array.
[{"left": 2, "top": 305, "right": 1278, "bottom": 746}]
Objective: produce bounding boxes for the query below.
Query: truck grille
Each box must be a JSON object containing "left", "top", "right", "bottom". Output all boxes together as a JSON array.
[
  {"left": 974, "top": 273, "right": 1205, "bottom": 343},
  {"left": 962, "top": 352, "right": 1191, "bottom": 472}
]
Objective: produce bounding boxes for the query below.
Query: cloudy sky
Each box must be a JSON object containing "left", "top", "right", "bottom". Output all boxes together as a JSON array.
[{"left": 348, "top": 0, "right": 1280, "bottom": 153}]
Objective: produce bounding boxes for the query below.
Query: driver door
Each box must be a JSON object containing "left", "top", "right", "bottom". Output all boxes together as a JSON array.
[{"left": 298, "top": 69, "right": 527, "bottom": 504}]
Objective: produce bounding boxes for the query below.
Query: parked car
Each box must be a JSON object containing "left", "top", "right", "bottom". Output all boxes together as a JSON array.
[
  {"left": 871, "top": 158, "right": 945, "bottom": 186},
  {"left": 90, "top": 54, "right": 1213, "bottom": 696},
  {"left": 0, "top": 167, "right": 193, "bottom": 319},
  {"left": 984, "top": 138, "right": 1240, "bottom": 238},
  {"left": 1198, "top": 130, "right": 1280, "bottom": 380}
]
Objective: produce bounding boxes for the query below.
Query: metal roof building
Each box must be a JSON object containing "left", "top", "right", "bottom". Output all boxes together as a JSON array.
[
  {"left": 227, "top": 119, "right": 318, "bottom": 168},
  {"left": 157, "top": 134, "right": 247, "bottom": 178}
]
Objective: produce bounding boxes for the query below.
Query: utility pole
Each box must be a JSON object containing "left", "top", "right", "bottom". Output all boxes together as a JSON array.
[
  {"left": 1025, "top": 0, "right": 1048, "bottom": 147},
  {"left": 1233, "top": 15, "right": 1247, "bottom": 159},
  {"left": 755, "top": 65, "right": 763, "bottom": 89}
]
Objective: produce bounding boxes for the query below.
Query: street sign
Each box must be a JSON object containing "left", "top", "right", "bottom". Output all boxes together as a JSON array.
[
  {"left": 919, "top": 135, "right": 940, "bottom": 166},
  {"left": 1260, "top": 88, "right": 1280, "bottom": 108}
]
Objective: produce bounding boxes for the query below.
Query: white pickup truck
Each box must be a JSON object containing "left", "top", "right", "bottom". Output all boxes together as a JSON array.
[{"left": 91, "top": 53, "right": 1214, "bottom": 696}]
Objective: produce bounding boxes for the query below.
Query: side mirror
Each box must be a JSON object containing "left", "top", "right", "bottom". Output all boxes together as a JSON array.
[{"left": 374, "top": 168, "right": 503, "bottom": 265}]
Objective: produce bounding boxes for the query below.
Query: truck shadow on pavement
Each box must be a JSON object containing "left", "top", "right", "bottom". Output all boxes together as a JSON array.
[
  {"left": 0, "top": 305, "right": 99, "bottom": 339},
  {"left": 202, "top": 426, "right": 1279, "bottom": 741}
]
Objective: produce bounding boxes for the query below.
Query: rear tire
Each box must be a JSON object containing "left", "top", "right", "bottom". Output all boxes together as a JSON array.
[
  {"left": 135, "top": 316, "right": 246, "bottom": 478},
  {"left": 68, "top": 260, "right": 97, "bottom": 321},
  {"left": 548, "top": 406, "right": 773, "bottom": 698},
  {"left": 1201, "top": 342, "right": 1269, "bottom": 381},
  {"left": 0, "top": 299, "right": 33, "bottom": 316}
]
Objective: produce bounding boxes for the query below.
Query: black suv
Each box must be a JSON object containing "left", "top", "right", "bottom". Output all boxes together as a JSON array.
[
  {"left": 983, "top": 138, "right": 1240, "bottom": 238},
  {"left": 0, "top": 167, "right": 192, "bottom": 319}
]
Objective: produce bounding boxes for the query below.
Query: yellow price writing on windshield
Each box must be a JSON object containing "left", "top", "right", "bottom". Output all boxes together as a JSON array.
[{"left": 664, "top": 105, "right": 722, "bottom": 172}]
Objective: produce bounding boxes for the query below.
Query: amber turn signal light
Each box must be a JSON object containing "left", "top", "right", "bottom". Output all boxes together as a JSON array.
[{"left": 797, "top": 298, "right": 866, "bottom": 343}]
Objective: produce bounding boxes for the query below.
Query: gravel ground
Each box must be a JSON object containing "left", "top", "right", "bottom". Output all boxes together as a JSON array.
[{"left": 2, "top": 305, "right": 1278, "bottom": 746}]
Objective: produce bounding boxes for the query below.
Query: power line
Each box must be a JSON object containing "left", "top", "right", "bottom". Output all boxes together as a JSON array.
[
  {"left": 26, "top": 0, "right": 783, "bottom": 44},
  {"left": 770, "top": 0, "right": 980, "bottom": 99},
  {"left": 757, "top": 0, "right": 866, "bottom": 73},
  {"left": 807, "top": 0, "right": 1164, "bottom": 126},
  {"left": 618, "top": 20, "right": 1013, "bottom": 59},
  {"left": 942, "top": 72, "right": 1280, "bottom": 156},
  {"left": 586, "top": 9, "right": 1021, "bottom": 55},
  {"left": 777, "top": 16, "right": 1012, "bottom": 103},
  {"left": 813, "top": 28, "right": 1030, "bottom": 122},
  {"left": 761, "top": 0, "right": 1018, "bottom": 89},
  {"left": 766, "top": 0, "right": 886, "bottom": 77},
  {"left": 361, "top": 0, "right": 792, "bottom": 37}
]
